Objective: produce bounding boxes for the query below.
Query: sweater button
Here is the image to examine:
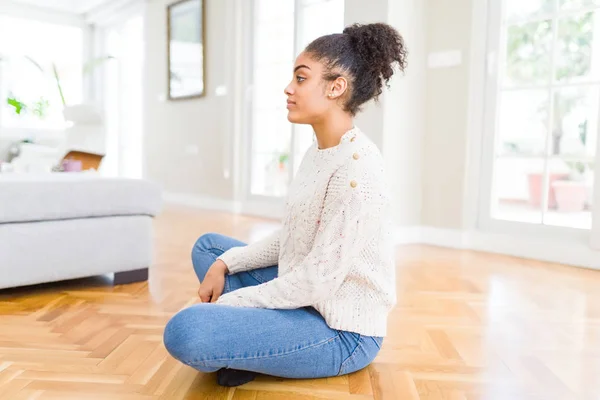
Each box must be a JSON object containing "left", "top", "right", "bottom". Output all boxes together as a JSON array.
[
  {"left": 352, "top": 153, "right": 359, "bottom": 160},
  {"left": 350, "top": 180, "right": 357, "bottom": 188}
]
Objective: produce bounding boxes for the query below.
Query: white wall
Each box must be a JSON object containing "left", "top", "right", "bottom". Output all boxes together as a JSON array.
[{"left": 143, "top": 0, "right": 239, "bottom": 200}]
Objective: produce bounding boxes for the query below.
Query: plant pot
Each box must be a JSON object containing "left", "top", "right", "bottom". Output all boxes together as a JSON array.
[
  {"left": 551, "top": 180, "right": 588, "bottom": 212},
  {"left": 527, "top": 173, "right": 569, "bottom": 209}
]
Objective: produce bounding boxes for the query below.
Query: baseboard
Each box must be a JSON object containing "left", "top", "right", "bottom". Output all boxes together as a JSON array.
[
  {"left": 393, "top": 226, "right": 422, "bottom": 244},
  {"left": 467, "top": 229, "right": 600, "bottom": 270},
  {"left": 240, "top": 201, "right": 285, "bottom": 220},
  {"left": 419, "top": 226, "right": 468, "bottom": 248},
  {"left": 398, "top": 225, "right": 600, "bottom": 271},
  {"left": 162, "top": 192, "right": 242, "bottom": 214},
  {"left": 162, "top": 192, "right": 283, "bottom": 220}
]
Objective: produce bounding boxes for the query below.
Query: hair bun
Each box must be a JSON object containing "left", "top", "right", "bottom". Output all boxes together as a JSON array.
[
  {"left": 342, "top": 22, "right": 407, "bottom": 83},
  {"left": 303, "top": 22, "right": 407, "bottom": 115}
]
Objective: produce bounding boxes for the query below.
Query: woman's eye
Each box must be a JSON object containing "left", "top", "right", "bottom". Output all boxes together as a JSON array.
[{"left": 296, "top": 76, "right": 305, "bottom": 83}]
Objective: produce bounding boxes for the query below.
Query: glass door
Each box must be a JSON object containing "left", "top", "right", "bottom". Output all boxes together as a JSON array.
[
  {"left": 481, "top": 0, "right": 600, "bottom": 233},
  {"left": 246, "top": 0, "right": 344, "bottom": 202}
]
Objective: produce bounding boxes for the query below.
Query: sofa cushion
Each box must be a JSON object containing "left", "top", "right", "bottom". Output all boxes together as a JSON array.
[{"left": 0, "top": 173, "right": 163, "bottom": 224}]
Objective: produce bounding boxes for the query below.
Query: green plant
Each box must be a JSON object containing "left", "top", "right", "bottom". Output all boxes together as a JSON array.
[
  {"left": 31, "top": 97, "right": 50, "bottom": 117},
  {"left": 278, "top": 153, "right": 289, "bottom": 164},
  {"left": 6, "top": 96, "right": 26, "bottom": 115},
  {"left": 6, "top": 93, "right": 50, "bottom": 119},
  {"left": 577, "top": 119, "right": 588, "bottom": 146},
  {"left": 566, "top": 160, "right": 587, "bottom": 176}
]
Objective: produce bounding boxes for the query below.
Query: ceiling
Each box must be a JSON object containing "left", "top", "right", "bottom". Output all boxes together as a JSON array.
[{"left": 8, "top": 0, "right": 114, "bottom": 15}]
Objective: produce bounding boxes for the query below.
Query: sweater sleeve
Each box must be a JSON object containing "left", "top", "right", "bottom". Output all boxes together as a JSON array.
[
  {"left": 216, "top": 167, "right": 376, "bottom": 309},
  {"left": 216, "top": 229, "right": 280, "bottom": 274}
]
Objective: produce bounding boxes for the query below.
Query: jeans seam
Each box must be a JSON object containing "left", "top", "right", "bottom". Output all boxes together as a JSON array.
[
  {"left": 224, "top": 275, "right": 231, "bottom": 293},
  {"left": 247, "top": 269, "right": 266, "bottom": 283},
  {"left": 203, "top": 245, "right": 226, "bottom": 256},
  {"left": 186, "top": 333, "right": 341, "bottom": 366},
  {"left": 337, "top": 337, "right": 364, "bottom": 376},
  {"left": 371, "top": 337, "right": 382, "bottom": 349}
]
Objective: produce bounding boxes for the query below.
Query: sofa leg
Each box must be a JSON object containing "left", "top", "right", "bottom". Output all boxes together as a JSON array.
[{"left": 114, "top": 268, "right": 149, "bottom": 285}]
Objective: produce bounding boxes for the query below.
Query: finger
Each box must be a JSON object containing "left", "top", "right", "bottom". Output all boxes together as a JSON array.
[
  {"left": 200, "top": 293, "right": 211, "bottom": 303},
  {"left": 211, "top": 286, "right": 223, "bottom": 303},
  {"left": 198, "top": 287, "right": 212, "bottom": 303}
]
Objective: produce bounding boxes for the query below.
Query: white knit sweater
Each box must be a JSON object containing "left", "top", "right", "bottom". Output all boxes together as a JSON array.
[{"left": 216, "top": 127, "right": 396, "bottom": 336}]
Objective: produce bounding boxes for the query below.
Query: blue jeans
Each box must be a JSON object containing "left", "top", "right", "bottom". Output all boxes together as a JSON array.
[{"left": 163, "top": 233, "right": 383, "bottom": 379}]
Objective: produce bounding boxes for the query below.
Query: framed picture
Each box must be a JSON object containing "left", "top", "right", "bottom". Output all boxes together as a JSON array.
[{"left": 167, "top": 0, "right": 205, "bottom": 100}]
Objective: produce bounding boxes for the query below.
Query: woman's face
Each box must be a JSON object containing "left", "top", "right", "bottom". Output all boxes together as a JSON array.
[{"left": 284, "top": 52, "right": 332, "bottom": 124}]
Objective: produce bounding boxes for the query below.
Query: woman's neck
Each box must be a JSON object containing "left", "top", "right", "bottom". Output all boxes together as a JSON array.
[{"left": 312, "top": 114, "right": 354, "bottom": 150}]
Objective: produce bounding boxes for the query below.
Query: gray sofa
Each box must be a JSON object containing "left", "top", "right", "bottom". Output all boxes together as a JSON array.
[{"left": 0, "top": 173, "right": 162, "bottom": 289}]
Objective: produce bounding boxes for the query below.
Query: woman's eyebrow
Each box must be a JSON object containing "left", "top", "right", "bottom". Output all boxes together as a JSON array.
[{"left": 294, "top": 65, "right": 311, "bottom": 72}]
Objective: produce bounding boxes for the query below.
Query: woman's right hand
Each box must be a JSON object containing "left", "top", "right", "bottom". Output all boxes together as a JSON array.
[{"left": 198, "top": 260, "right": 229, "bottom": 303}]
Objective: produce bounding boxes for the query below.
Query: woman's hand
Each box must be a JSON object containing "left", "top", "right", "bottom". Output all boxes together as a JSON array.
[{"left": 198, "top": 260, "right": 229, "bottom": 303}]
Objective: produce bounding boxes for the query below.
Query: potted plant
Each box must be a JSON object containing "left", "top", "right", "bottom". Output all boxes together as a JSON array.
[
  {"left": 527, "top": 167, "right": 569, "bottom": 209},
  {"left": 278, "top": 153, "right": 289, "bottom": 171},
  {"left": 552, "top": 161, "right": 590, "bottom": 212}
]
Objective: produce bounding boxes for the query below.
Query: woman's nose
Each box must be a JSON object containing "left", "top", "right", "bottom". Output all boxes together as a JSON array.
[{"left": 284, "top": 83, "right": 293, "bottom": 96}]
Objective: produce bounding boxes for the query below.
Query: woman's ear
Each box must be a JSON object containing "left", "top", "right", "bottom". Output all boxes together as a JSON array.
[{"left": 328, "top": 76, "right": 348, "bottom": 99}]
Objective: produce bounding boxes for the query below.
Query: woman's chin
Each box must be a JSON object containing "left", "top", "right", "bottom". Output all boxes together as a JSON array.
[
  {"left": 286, "top": 112, "right": 299, "bottom": 123},
  {"left": 287, "top": 110, "right": 307, "bottom": 124}
]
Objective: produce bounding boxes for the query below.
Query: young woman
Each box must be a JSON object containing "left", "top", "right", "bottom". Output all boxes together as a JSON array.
[{"left": 163, "top": 22, "right": 407, "bottom": 387}]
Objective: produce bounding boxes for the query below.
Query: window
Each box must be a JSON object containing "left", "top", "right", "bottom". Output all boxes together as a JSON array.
[
  {"left": 292, "top": 0, "right": 345, "bottom": 175},
  {"left": 484, "top": 0, "right": 600, "bottom": 230},
  {"left": 249, "top": 0, "right": 295, "bottom": 197},
  {"left": 0, "top": 16, "right": 83, "bottom": 130},
  {"left": 101, "top": 14, "right": 144, "bottom": 178},
  {"left": 248, "top": 0, "right": 344, "bottom": 198}
]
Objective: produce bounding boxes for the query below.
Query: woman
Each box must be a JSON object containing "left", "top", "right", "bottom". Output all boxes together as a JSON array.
[{"left": 163, "top": 22, "right": 407, "bottom": 387}]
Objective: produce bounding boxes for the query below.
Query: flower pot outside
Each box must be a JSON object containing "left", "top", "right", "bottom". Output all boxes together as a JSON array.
[
  {"left": 527, "top": 173, "right": 569, "bottom": 208},
  {"left": 552, "top": 180, "right": 588, "bottom": 212}
]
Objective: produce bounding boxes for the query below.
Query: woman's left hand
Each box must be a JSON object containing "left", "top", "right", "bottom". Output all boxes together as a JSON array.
[{"left": 198, "top": 260, "right": 228, "bottom": 303}]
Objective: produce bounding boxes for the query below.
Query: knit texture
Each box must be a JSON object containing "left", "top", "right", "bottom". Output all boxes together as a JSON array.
[{"left": 216, "top": 127, "right": 396, "bottom": 336}]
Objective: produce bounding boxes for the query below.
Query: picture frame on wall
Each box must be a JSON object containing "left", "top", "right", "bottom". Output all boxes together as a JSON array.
[{"left": 167, "top": 0, "right": 205, "bottom": 100}]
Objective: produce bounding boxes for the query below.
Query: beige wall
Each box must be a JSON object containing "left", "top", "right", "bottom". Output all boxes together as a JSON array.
[
  {"left": 421, "top": 0, "right": 473, "bottom": 229},
  {"left": 345, "top": 0, "right": 426, "bottom": 227},
  {"left": 144, "top": 0, "right": 237, "bottom": 200},
  {"left": 384, "top": 0, "right": 427, "bottom": 226},
  {"left": 344, "top": 0, "right": 388, "bottom": 150}
]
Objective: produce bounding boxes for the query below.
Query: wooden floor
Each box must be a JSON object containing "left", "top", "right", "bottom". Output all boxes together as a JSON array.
[{"left": 1, "top": 206, "right": 600, "bottom": 399}]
